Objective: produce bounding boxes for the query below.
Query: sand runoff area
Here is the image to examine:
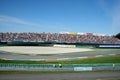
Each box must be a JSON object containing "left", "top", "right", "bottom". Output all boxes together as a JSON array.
[{"left": 0, "top": 46, "right": 93, "bottom": 54}]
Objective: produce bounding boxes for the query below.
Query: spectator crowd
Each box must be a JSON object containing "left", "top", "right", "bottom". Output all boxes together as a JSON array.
[{"left": 0, "top": 32, "right": 120, "bottom": 44}]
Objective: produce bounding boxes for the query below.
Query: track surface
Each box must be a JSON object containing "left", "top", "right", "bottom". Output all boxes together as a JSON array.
[
  {"left": 0, "top": 47, "right": 92, "bottom": 54},
  {"left": 0, "top": 50, "right": 120, "bottom": 60},
  {"left": 0, "top": 72, "right": 120, "bottom": 80}
]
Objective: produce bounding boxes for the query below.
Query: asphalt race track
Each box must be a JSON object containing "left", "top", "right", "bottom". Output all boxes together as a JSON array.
[
  {"left": 0, "top": 72, "right": 120, "bottom": 80},
  {"left": 0, "top": 50, "right": 120, "bottom": 60}
]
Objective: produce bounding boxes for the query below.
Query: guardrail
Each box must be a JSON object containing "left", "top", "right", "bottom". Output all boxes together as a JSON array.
[
  {"left": 0, "top": 63, "right": 120, "bottom": 71},
  {"left": 1, "top": 63, "right": 120, "bottom": 67}
]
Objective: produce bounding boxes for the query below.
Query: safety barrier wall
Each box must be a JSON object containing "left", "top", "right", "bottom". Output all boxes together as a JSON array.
[
  {"left": 75, "top": 45, "right": 94, "bottom": 48},
  {"left": 0, "top": 63, "right": 120, "bottom": 71},
  {"left": 53, "top": 44, "right": 76, "bottom": 48},
  {"left": 1, "top": 42, "right": 120, "bottom": 49}
]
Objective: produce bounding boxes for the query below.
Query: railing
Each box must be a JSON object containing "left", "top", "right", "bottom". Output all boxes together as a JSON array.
[
  {"left": 0, "top": 63, "right": 120, "bottom": 71},
  {"left": 0, "top": 63, "right": 120, "bottom": 67}
]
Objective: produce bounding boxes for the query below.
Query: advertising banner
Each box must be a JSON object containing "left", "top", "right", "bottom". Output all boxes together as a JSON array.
[{"left": 74, "top": 67, "right": 92, "bottom": 71}]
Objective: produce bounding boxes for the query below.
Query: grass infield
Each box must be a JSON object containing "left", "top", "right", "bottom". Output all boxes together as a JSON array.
[{"left": 0, "top": 54, "right": 120, "bottom": 64}]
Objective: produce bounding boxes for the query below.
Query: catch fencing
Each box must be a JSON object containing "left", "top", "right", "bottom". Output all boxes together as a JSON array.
[{"left": 0, "top": 63, "right": 120, "bottom": 71}]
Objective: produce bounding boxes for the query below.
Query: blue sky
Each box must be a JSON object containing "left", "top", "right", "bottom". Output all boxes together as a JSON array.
[{"left": 0, "top": 0, "right": 120, "bottom": 35}]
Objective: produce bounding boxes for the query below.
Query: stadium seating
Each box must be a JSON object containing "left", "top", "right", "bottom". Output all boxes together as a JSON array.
[{"left": 0, "top": 32, "right": 120, "bottom": 44}]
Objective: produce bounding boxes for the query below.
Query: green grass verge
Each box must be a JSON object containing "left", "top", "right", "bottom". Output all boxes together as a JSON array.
[
  {"left": 0, "top": 71, "right": 76, "bottom": 74},
  {"left": 97, "top": 78, "right": 120, "bottom": 80},
  {"left": 36, "top": 54, "right": 57, "bottom": 56},
  {"left": 0, "top": 70, "right": 120, "bottom": 74},
  {"left": 0, "top": 54, "right": 120, "bottom": 64},
  {"left": 93, "top": 48, "right": 120, "bottom": 51}
]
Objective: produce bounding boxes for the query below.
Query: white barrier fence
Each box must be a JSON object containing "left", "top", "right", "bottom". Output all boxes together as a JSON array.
[{"left": 53, "top": 44, "right": 76, "bottom": 48}]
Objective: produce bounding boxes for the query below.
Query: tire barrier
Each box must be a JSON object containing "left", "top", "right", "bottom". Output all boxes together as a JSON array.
[{"left": 0, "top": 63, "right": 120, "bottom": 71}]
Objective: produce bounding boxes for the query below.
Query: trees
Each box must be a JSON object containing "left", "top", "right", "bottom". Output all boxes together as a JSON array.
[{"left": 115, "top": 33, "right": 120, "bottom": 39}]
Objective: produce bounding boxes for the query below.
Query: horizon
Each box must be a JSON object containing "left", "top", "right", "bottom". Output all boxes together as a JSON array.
[{"left": 0, "top": 0, "right": 120, "bottom": 35}]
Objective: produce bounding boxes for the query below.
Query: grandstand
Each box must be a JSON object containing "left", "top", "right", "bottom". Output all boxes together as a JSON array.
[{"left": 0, "top": 32, "right": 120, "bottom": 48}]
